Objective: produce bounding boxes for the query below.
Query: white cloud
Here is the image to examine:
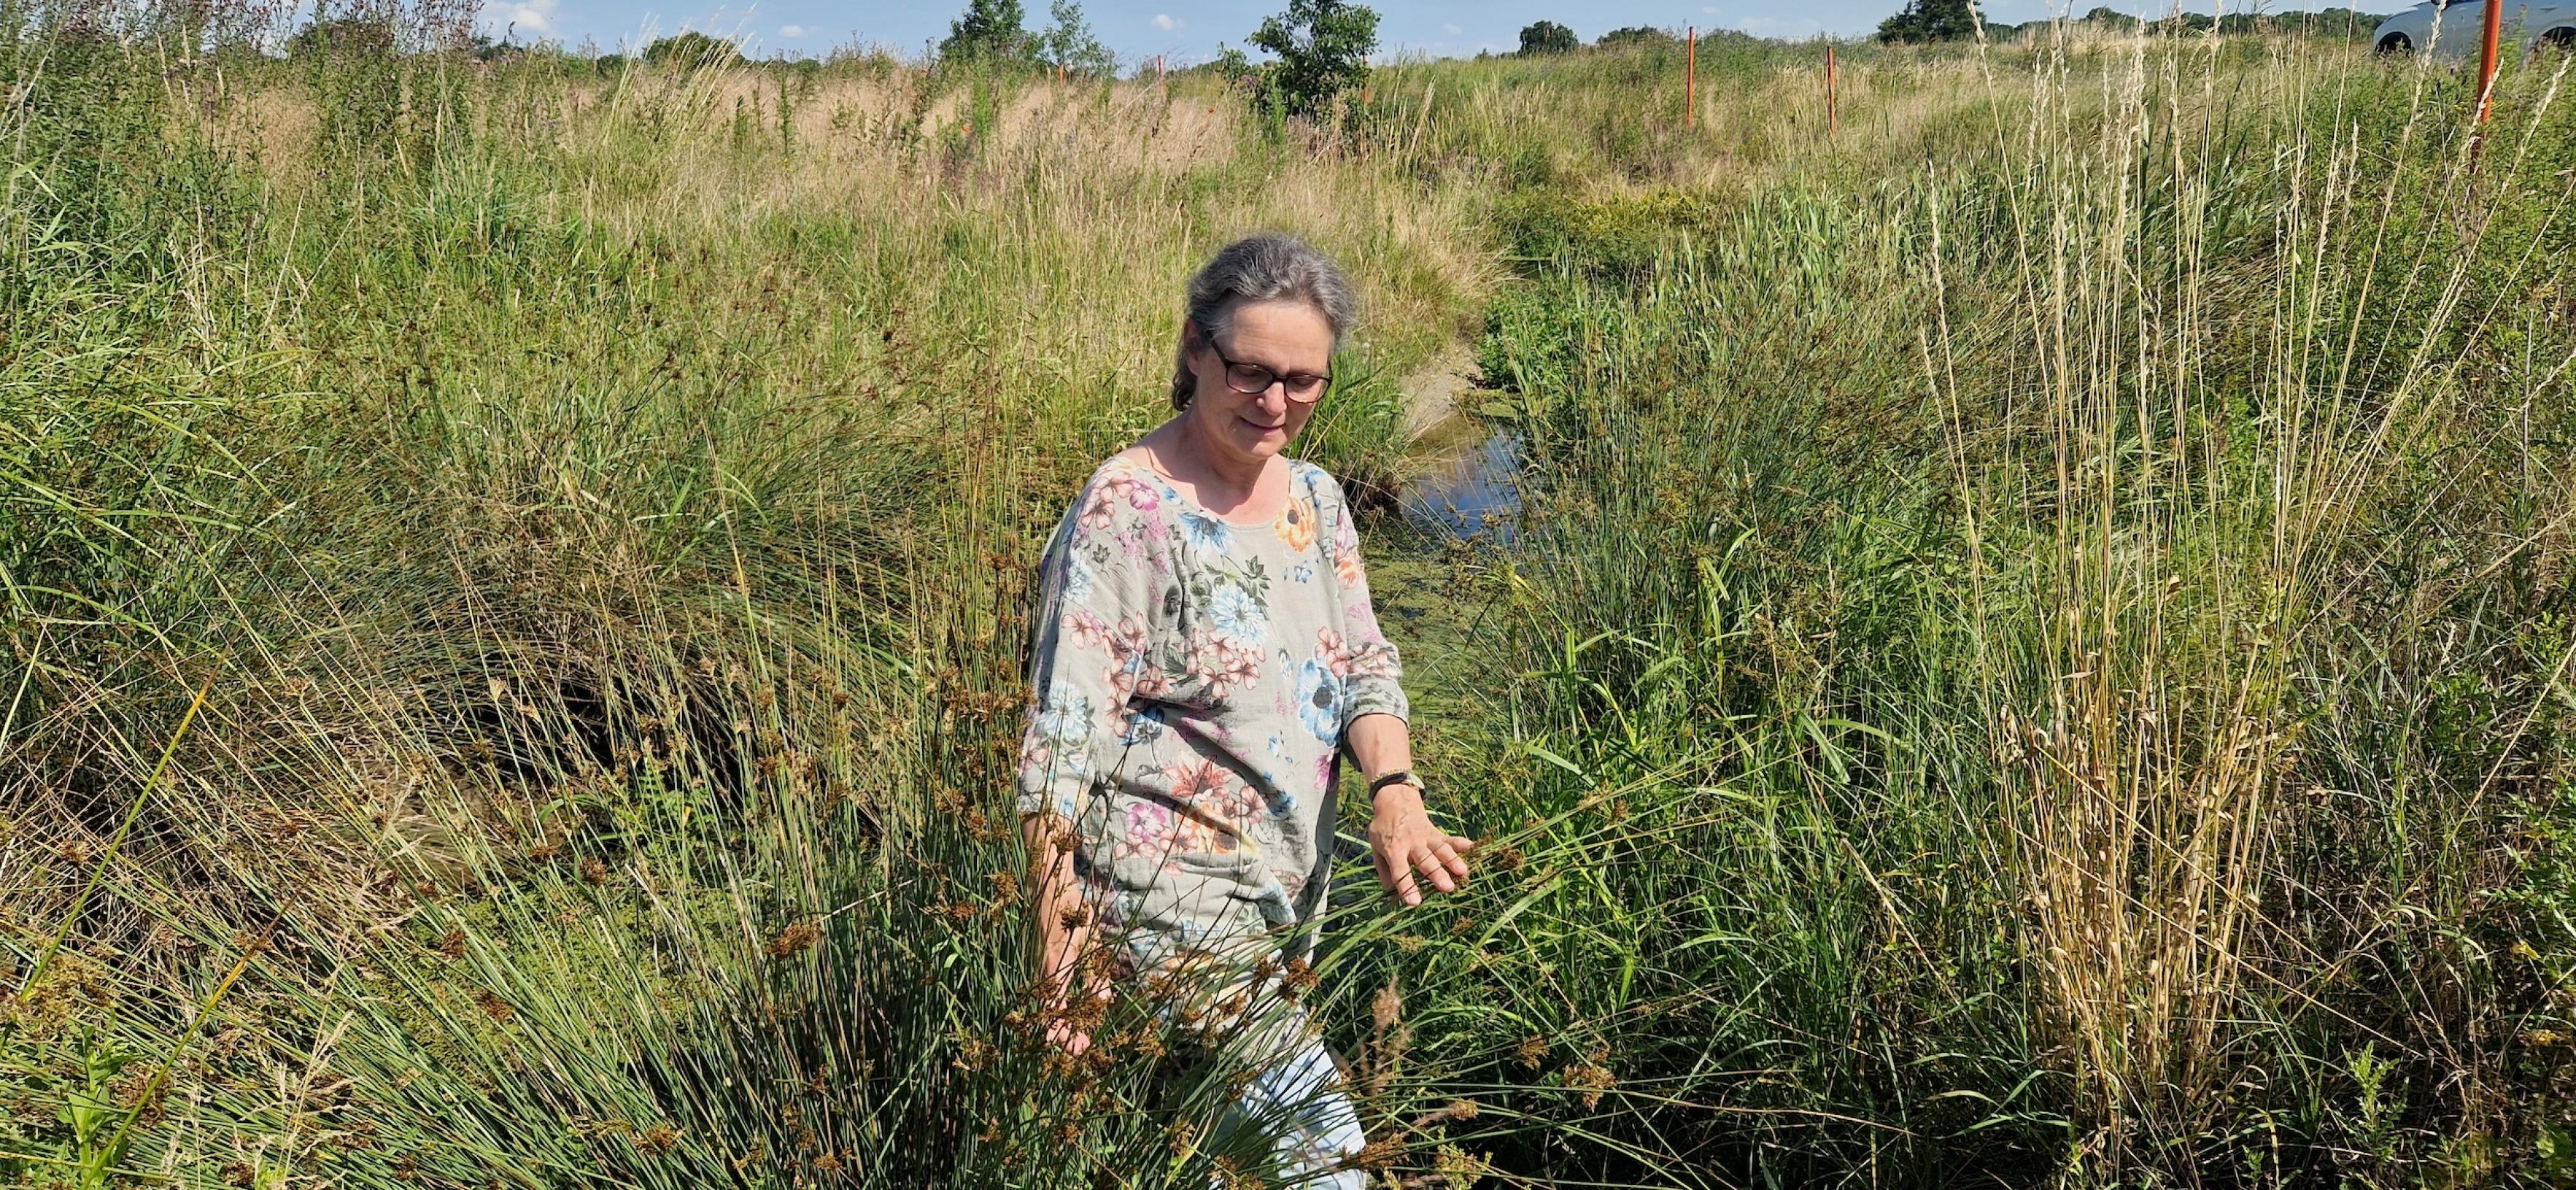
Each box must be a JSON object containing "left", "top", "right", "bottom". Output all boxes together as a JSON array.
[
  {"left": 779, "top": 23, "right": 805, "bottom": 36},
  {"left": 1152, "top": 12, "right": 1181, "bottom": 31},
  {"left": 481, "top": 0, "right": 557, "bottom": 36},
  {"left": 1442, "top": 22, "right": 1461, "bottom": 34}
]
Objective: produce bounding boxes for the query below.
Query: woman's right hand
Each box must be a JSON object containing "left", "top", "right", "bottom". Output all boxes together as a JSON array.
[{"left": 1046, "top": 1018, "right": 1091, "bottom": 1055}]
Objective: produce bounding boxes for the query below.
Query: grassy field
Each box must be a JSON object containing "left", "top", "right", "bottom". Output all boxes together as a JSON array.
[{"left": 6, "top": 9, "right": 2575, "bottom": 1187}]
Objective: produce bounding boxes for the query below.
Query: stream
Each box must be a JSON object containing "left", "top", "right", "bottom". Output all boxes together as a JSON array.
[{"left": 1399, "top": 430, "right": 1524, "bottom": 544}]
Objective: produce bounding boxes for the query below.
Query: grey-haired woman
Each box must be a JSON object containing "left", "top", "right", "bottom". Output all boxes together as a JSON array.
[{"left": 1016, "top": 233, "right": 1472, "bottom": 1185}]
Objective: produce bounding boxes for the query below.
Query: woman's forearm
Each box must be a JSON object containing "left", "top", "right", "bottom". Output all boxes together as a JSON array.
[
  {"left": 1021, "top": 812, "right": 1093, "bottom": 990},
  {"left": 1345, "top": 711, "right": 1415, "bottom": 789},
  {"left": 1347, "top": 711, "right": 1470, "bottom": 905}
]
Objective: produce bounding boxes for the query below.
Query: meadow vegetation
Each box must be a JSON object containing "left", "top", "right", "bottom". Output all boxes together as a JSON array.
[{"left": 4, "top": 6, "right": 2574, "bottom": 1187}]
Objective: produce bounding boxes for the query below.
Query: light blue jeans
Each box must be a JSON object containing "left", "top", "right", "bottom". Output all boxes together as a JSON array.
[
  {"left": 1118, "top": 929, "right": 1367, "bottom": 1189},
  {"left": 1223, "top": 1029, "right": 1367, "bottom": 1189}
]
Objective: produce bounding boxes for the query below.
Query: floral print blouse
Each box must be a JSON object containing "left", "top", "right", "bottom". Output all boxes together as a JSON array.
[{"left": 1016, "top": 453, "right": 1408, "bottom": 962}]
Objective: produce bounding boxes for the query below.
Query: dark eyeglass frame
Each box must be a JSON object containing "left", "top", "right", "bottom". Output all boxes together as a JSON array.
[{"left": 1204, "top": 336, "right": 1331, "bottom": 404}]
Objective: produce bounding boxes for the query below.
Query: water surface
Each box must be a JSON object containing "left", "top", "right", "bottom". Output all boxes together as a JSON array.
[{"left": 1400, "top": 431, "right": 1523, "bottom": 544}]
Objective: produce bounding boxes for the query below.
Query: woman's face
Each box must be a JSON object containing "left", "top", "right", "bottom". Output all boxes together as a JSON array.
[{"left": 1183, "top": 299, "right": 1332, "bottom": 468}]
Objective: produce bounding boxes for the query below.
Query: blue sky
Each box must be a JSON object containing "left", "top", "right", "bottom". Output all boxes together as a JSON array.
[{"left": 477, "top": 1, "right": 2403, "bottom": 61}]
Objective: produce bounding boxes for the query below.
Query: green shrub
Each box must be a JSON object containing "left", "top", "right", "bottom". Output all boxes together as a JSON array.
[
  {"left": 642, "top": 31, "right": 743, "bottom": 68},
  {"left": 1222, "top": 0, "right": 1380, "bottom": 122}
]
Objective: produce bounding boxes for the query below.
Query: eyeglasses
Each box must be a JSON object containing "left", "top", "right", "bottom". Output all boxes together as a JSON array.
[{"left": 1207, "top": 339, "right": 1331, "bottom": 403}]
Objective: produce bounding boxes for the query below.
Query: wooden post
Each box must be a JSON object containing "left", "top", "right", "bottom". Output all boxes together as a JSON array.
[
  {"left": 2476, "top": 0, "right": 2502, "bottom": 126},
  {"left": 1685, "top": 27, "right": 1696, "bottom": 128},
  {"left": 1826, "top": 42, "right": 1837, "bottom": 136}
]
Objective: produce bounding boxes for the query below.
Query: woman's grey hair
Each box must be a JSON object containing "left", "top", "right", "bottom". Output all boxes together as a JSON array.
[{"left": 1169, "top": 233, "right": 1357, "bottom": 411}]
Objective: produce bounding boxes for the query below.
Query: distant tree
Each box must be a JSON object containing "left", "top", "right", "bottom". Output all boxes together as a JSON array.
[
  {"left": 940, "top": 0, "right": 1034, "bottom": 64},
  {"left": 1876, "top": 0, "right": 1982, "bottom": 42},
  {"left": 1518, "top": 20, "right": 1578, "bottom": 54},
  {"left": 2081, "top": 6, "right": 2140, "bottom": 28},
  {"left": 1037, "top": 0, "right": 1115, "bottom": 75},
  {"left": 643, "top": 31, "right": 743, "bottom": 67},
  {"left": 1243, "top": 0, "right": 1380, "bottom": 119},
  {"left": 286, "top": 14, "right": 395, "bottom": 57},
  {"left": 2146, "top": 12, "right": 2214, "bottom": 34},
  {"left": 1596, "top": 25, "right": 1671, "bottom": 47},
  {"left": 2302, "top": 8, "right": 2386, "bottom": 37}
]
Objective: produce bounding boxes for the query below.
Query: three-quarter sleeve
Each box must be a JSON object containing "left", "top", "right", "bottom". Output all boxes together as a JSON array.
[
  {"left": 1313, "top": 471, "right": 1409, "bottom": 731},
  {"left": 1016, "top": 471, "right": 1168, "bottom": 822}
]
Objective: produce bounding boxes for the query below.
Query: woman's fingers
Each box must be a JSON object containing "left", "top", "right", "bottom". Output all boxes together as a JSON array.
[
  {"left": 1412, "top": 838, "right": 1458, "bottom": 894},
  {"left": 1377, "top": 839, "right": 1420, "bottom": 905},
  {"left": 1379, "top": 823, "right": 1480, "bottom": 905},
  {"left": 1430, "top": 837, "right": 1470, "bottom": 885}
]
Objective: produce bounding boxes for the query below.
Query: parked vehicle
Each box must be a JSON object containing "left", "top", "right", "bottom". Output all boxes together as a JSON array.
[{"left": 2375, "top": 0, "right": 2576, "bottom": 58}]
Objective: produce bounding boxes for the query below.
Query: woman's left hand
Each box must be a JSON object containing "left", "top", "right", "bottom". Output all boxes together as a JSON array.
[{"left": 1369, "top": 783, "right": 1473, "bottom": 908}]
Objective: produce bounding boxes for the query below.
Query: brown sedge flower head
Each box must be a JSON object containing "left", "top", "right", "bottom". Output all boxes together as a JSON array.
[
  {"left": 1563, "top": 1042, "right": 1616, "bottom": 1110},
  {"left": 1515, "top": 1035, "right": 1549, "bottom": 1070},
  {"left": 1409, "top": 1099, "right": 1480, "bottom": 1129},
  {"left": 473, "top": 989, "right": 514, "bottom": 1022},
  {"left": 1062, "top": 987, "right": 1110, "bottom": 1033},
  {"left": 767, "top": 920, "right": 822, "bottom": 961},
  {"left": 1278, "top": 957, "right": 1318, "bottom": 1000},
  {"left": 1209, "top": 1156, "right": 1259, "bottom": 1190}
]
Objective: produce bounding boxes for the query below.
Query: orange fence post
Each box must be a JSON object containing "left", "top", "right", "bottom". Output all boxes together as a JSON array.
[
  {"left": 1685, "top": 27, "right": 1697, "bottom": 128},
  {"left": 2477, "top": 0, "right": 2503, "bottom": 126},
  {"left": 1826, "top": 42, "right": 1837, "bottom": 136}
]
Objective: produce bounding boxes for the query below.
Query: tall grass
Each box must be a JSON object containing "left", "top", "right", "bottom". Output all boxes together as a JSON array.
[
  {"left": 1458, "top": 28, "right": 2576, "bottom": 1184},
  {"left": 4, "top": 8, "right": 2572, "bottom": 1188}
]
